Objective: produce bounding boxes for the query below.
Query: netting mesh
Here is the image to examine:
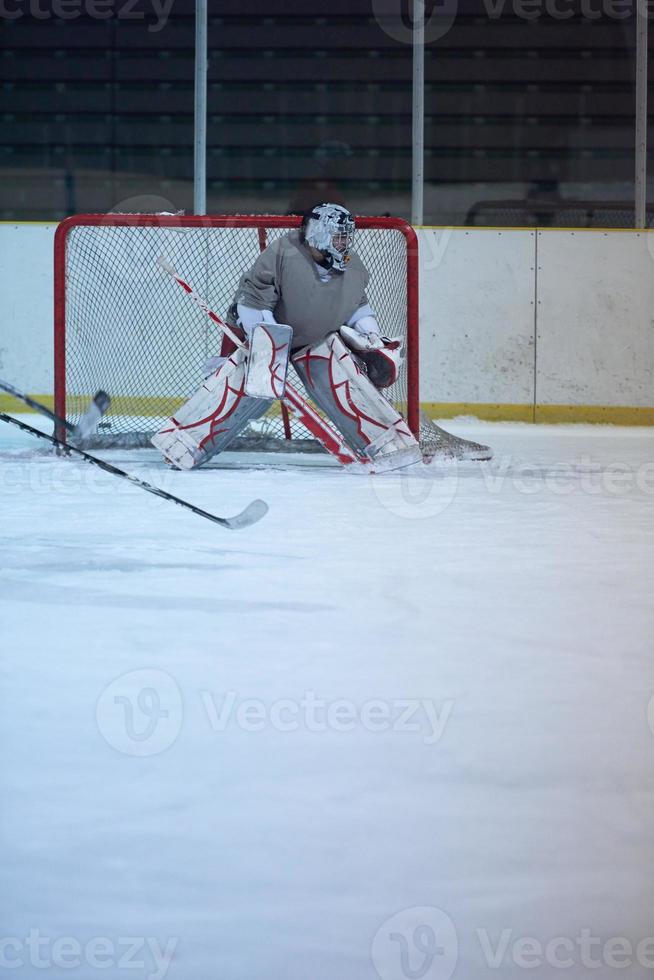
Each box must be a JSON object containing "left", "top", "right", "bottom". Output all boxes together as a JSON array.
[{"left": 61, "top": 216, "right": 414, "bottom": 448}]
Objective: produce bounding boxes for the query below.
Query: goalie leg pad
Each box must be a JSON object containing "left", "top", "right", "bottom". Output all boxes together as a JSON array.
[
  {"left": 244, "top": 322, "right": 293, "bottom": 399},
  {"left": 292, "top": 333, "right": 422, "bottom": 466},
  {"left": 152, "top": 348, "right": 271, "bottom": 469}
]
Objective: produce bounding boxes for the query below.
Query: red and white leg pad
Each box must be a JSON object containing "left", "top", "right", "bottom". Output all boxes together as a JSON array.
[
  {"left": 244, "top": 322, "right": 292, "bottom": 399},
  {"left": 292, "top": 333, "right": 422, "bottom": 469},
  {"left": 151, "top": 347, "right": 271, "bottom": 469}
]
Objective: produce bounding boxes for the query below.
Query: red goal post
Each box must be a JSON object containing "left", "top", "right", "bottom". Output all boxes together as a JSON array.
[{"left": 54, "top": 213, "right": 419, "bottom": 447}]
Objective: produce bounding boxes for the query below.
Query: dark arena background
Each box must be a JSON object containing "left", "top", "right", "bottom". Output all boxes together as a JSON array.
[{"left": 1, "top": 0, "right": 651, "bottom": 226}]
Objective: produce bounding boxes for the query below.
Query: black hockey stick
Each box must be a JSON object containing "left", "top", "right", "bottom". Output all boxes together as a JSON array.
[
  {"left": 0, "top": 378, "right": 110, "bottom": 443},
  {"left": 0, "top": 413, "right": 268, "bottom": 531}
]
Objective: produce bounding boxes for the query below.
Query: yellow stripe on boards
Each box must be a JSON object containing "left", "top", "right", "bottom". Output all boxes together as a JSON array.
[
  {"left": 67, "top": 395, "right": 187, "bottom": 418},
  {"left": 422, "top": 403, "right": 654, "bottom": 426},
  {"left": 422, "top": 403, "right": 534, "bottom": 423},
  {"left": 3, "top": 394, "right": 654, "bottom": 428},
  {"left": 0, "top": 394, "right": 56, "bottom": 413},
  {"left": 0, "top": 394, "right": 293, "bottom": 420},
  {"left": 534, "top": 405, "right": 654, "bottom": 426},
  {"left": 0, "top": 221, "right": 57, "bottom": 226}
]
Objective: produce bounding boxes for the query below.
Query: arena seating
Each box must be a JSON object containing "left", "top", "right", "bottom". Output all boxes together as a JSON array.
[{"left": 0, "top": 0, "right": 649, "bottom": 222}]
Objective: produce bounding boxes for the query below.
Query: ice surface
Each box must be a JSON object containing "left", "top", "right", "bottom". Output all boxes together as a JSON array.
[{"left": 1, "top": 415, "right": 654, "bottom": 980}]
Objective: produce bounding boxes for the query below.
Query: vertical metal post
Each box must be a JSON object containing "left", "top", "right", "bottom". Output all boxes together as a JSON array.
[
  {"left": 412, "top": 0, "right": 425, "bottom": 226},
  {"left": 635, "top": 0, "right": 648, "bottom": 228},
  {"left": 194, "top": 0, "right": 208, "bottom": 215}
]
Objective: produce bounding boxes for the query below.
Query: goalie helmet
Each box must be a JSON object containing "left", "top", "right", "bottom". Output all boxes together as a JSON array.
[{"left": 301, "top": 203, "right": 355, "bottom": 272}]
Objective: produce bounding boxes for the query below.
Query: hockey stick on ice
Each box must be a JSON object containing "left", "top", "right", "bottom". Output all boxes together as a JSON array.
[
  {"left": 156, "top": 257, "right": 370, "bottom": 469},
  {"left": 0, "top": 378, "right": 110, "bottom": 443},
  {"left": 0, "top": 411, "right": 268, "bottom": 531}
]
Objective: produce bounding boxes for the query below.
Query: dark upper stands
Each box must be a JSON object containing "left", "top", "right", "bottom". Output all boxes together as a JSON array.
[{"left": 0, "top": 0, "right": 650, "bottom": 223}]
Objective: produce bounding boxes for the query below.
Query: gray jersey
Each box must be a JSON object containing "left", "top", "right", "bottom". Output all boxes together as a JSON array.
[{"left": 233, "top": 230, "right": 370, "bottom": 349}]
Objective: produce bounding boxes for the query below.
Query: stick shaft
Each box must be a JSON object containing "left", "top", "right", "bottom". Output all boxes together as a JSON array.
[
  {"left": 0, "top": 413, "right": 266, "bottom": 530},
  {"left": 0, "top": 379, "right": 75, "bottom": 431},
  {"left": 0, "top": 379, "right": 110, "bottom": 445}
]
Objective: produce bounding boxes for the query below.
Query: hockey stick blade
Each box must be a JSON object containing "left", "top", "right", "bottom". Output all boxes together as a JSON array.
[
  {"left": 225, "top": 497, "right": 269, "bottom": 530},
  {"left": 0, "top": 377, "right": 111, "bottom": 440},
  {"left": 0, "top": 413, "right": 268, "bottom": 531},
  {"left": 71, "top": 390, "right": 111, "bottom": 443}
]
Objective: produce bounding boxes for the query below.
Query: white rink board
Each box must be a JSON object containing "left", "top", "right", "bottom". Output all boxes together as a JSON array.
[
  {"left": 1, "top": 223, "right": 654, "bottom": 416},
  {"left": 417, "top": 228, "right": 536, "bottom": 404},
  {"left": 536, "top": 230, "right": 654, "bottom": 407},
  {"left": 0, "top": 224, "right": 53, "bottom": 393}
]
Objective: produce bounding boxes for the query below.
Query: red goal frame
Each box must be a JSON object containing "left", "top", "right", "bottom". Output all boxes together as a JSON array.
[{"left": 54, "top": 213, "right": 420, "bottom": 440}]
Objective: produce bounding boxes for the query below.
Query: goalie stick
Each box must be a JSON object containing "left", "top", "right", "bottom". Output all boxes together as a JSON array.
[
  {"left": 157, "top": 257, "right": 370, "bottom": 470},
  {"left": 0, "top": 378, "right": 110, "bottom": 443},
  {"left": 0, "top": 397, "right": 268, "bottom": 530}
]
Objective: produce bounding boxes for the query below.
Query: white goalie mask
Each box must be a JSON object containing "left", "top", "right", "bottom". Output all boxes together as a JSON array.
[{"left": 302, "top": 203, "right": 355, "bottom": 272}]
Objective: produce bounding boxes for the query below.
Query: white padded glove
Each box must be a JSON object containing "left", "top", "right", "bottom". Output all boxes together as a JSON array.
[
  {"left": 202, "top": 307, "right": 276, "bottom": 376},
  {"left": 340, "top": 324, "right": 385, "bottom": 353},
  {"left": 339, "top": 325, "right": 405, "bottom": 389},
  {"left": 351, "top": 314, "right": 381, "bottom": 338},
  {"left": 236, "top": 304, "right": 277, "bottom": 340}
]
